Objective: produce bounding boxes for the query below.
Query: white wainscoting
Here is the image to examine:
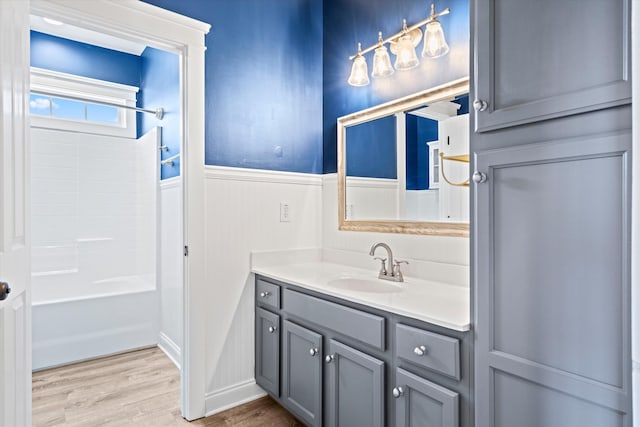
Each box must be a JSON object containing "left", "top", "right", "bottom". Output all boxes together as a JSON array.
[
  {"left": 345, "top": 176, "right": 399, "bottom": 220},
  {"left": 158, "top": 177, "right": 183, "bottom": 369},
  {"left": 323, "top": 174, "right": 470, "bottom": 270},
  {"left": 203, "top": 166, "right": 322, "bottom": 416}
]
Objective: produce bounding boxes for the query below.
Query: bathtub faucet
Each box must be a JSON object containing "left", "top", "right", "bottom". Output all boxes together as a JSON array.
[{"left": 369, "top": 242, "right": 408, "bottom": 282}]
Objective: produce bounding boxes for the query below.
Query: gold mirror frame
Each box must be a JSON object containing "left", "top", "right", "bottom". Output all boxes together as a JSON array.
[{"left": 337, "top": 77, "right": 470, "bottom": 237}]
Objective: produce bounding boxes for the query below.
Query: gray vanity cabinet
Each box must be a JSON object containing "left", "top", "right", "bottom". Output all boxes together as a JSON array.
[
  {"left": 282, "top": 319, "right": 323, "bottom": 427},
  {"left": 394, "top": 368, "right": 459, "bottom": 427},
  {"left": 473, "top": 0, "right": 631, "bottom": 133},
  {"left": 255, "top": 307, "right": 280, "bottom": 396},
  {"left": 255, "top": 275, "right": 472, "bottom": 426},
  {"left": 326, "top": 339, "right": 384, "bottom": 427}
]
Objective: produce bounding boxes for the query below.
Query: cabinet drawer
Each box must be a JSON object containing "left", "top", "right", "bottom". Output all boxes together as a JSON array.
[
  {"left": 395, "top": 324, "right": 460, "bottom": 380},
  {"left": 256, "top": 278, "right": 280, "bottom": 310},
  {"left": 283, "top": 289, "right": 385, "bottom": 351}
]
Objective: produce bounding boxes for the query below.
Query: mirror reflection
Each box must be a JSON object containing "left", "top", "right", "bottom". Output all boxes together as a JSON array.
[{"left": 345, "top": 93, "right": 469, "bottom": 223}]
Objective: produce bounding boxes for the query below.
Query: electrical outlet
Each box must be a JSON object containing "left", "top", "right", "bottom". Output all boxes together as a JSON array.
[{"left": 280, "top": 202, "right": 291, "bottom": 222}]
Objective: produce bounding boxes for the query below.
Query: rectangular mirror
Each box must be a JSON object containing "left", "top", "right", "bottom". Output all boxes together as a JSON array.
[{"left": 338, "top": 78, "right": 469, "bottom": 236}]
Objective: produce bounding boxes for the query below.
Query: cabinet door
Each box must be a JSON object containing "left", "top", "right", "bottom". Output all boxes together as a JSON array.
[
  {"left": 326, "top": 340, "right": 384, "bottom": 427},
  {"left": 282, "top": 320, "right": 322, "bottom": 427},
  {"left": 474, "top": 133, "right": 632, "bottom": 427},
  {"left": 255, "top": 307, "right": 280, "bottom": 396},
  {"left": 394, "top": 368, "right": 459, "bottom": 427},
  {"left": 474, "top": 0, "right": 630, "bottom": 132}
]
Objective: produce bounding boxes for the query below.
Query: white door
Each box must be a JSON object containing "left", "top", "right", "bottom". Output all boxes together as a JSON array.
[{"left": 0, "top": 1, "right": 32, "bottom": 426}]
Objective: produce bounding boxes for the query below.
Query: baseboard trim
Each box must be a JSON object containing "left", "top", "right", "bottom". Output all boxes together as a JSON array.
[
  {"left": 158, "top": 332, "right": 181, "bottom": 369},
  {"left": 204, "top": 379, "right": 267, "bottom": 417}
]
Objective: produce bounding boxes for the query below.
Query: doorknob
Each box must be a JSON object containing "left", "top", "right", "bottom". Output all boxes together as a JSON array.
[{"left": 0, "top": 282, "right": 11, "bottom": 301}]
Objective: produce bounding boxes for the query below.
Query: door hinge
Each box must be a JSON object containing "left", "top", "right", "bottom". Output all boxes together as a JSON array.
[{"left": 184, "top": 245, "right": 189, "bottom": 257}]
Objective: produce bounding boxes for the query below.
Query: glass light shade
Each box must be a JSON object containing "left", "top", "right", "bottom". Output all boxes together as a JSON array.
[
  {"left": 371, "top": 45, "right": 394, "bottom": 78},
  {"left": 348, "top": 56, "right": 370, "bottom": 87},
  {"left": 422, "top": 20, "right": 450, "bottom": 58},
  {"left": 394, "top": 35, "right": 420, "bottom": 70}
]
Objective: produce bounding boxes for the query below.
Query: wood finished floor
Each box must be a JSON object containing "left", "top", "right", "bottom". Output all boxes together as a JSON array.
[{"left": 32, "top": 347, "right": 303, "bottom": 427}]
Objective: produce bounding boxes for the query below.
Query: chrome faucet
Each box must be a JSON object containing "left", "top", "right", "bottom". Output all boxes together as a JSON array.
[{"left": 369, "top": 242, "right": 408, "bottom": 282}]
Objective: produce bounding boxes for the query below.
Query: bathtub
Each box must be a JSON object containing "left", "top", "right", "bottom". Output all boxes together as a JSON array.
[{"left": 32, "top": 271, "right": 159, "bottom": 371}]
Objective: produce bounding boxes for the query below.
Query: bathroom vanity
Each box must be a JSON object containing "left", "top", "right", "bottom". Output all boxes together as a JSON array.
[{"left": 252, "top": 260, "right": 471, "bottom": 427}]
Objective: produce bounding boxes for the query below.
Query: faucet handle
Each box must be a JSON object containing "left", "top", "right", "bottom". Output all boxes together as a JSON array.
[
  {"left": 392, "top": 259, "right": 409, "bottom": 276},
  {"left": 373, "top": 257, "right": 387, "bottom": 275}
]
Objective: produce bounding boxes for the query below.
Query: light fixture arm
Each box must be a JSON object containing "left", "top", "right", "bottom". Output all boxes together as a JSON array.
[{"left": 348, "top": 6, "right": 450, "bottom": 60}]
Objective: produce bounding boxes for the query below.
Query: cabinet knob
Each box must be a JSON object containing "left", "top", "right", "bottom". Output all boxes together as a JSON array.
[
  {"left": 472, "top": 171, "right": 487, "bottom": 184},
  {"left": 0, "top": 282, "right": 10, "bottom": 301},
  {"left": 259, "top": 291, "right": 271, "bottom": 298},
  {"left": 325, "top": 354, "right": 334, "bottom": 364},
  {"left": 473, "top": 99, "right": 488, "bottom": 112},
  {"left": 309, "top": 348, "right": 318, "bottom": 357},
  {"left": 413, "top": 345, "right": 427, "bottom": 356},
  {"left": 268, "top": 326, "right": 277, "bottom": 333},
  {"left": 392, "top": 386, "right": 404, "bottom": 398}
]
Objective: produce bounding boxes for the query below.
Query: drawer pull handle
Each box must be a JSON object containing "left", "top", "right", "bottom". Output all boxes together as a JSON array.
[
  {"left": 268, "top": 326, "right": 277, "bottom": 333},
  {"left": 392, "top": 386, "right": 404, "bottom": 398},
  {"left": 325, "top": 354, "right": 334, "bottom": 364},
  {"left": 260, "top": 291, "right": 271, "bottom": 298},
  {"left": 309, "top": 348, "right": 318, "bottom": 357},
  {"left": 413, "top": 345, "right": 427, "bottom": 356}
]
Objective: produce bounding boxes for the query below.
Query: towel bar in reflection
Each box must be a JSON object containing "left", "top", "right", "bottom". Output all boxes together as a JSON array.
[{"left": 439, "top": 152, "right": 470, "bottom": 187}]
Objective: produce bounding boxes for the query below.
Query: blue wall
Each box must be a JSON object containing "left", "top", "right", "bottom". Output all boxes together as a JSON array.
[
  {"left": 142, "top": 0, "right": 324, "bottom": 174},
  {"left": 323, "top": 0, "right": 469, "bottom": 173},
  {"left": 30, "top": 31, "right": 140, "bottom": 87},
  {"left": 345, "top": 115, "right": 396, "bottom": 179},
  {"left": 406, "top": 115, "right": 438, "bottom": 190},
  {"left": 139, "top": 47, "right": 180, "bottom": 180}
]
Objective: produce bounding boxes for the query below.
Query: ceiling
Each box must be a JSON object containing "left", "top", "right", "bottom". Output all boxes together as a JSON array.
[{"left": 30, "top": 15, "right": 147, "bottom": 56}]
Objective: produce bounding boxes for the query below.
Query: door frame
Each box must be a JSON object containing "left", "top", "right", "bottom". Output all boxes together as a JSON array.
[{"left": 29, "top": 0, "right": 210, "bottom": 420}]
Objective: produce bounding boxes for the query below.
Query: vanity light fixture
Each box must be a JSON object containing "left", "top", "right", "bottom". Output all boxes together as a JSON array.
[
  {"left": 347, "top": 43, "right": 370, "bottom": 87},
  {"left": 371, "top": 33, "right": 394, "bottom": 78},
  {"left": 347, "top": 3, "right": 451, "bottom": 87}
]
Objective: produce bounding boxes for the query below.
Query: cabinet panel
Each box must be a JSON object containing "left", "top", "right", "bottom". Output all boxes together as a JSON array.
[
  {"left": 474, "top": 0, "right": 631, "bottom": 132},
  {"left": 326, "top": 340, "right": 384, "bottom": 427},
  {"left": 282, "top": 320, "right": 322, "bottom": 427},
  {"left": 474, "top": 133, "right": 632, "bottom": 426},
  {"left": 395, "top": 368, "right": 459, "bottom": 427},
  {"left": 255, "top": 308, "right": 279, "bottom": 396},
  {"left": 283, "top": 289, "right": 385, "bottom": 350}
]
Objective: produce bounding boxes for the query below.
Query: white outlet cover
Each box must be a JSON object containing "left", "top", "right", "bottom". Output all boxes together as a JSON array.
[{"left": 280, "top": 202, "right": 291, "bottom": 222}]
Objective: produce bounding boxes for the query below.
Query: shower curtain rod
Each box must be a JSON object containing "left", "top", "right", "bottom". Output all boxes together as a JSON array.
[{"left": 31, "top": 90, "right": 164, "bottom": 120}]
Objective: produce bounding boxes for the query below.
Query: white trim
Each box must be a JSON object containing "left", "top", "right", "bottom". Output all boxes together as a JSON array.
[
  {"left": 158, "top": 332, "right": 181, "bottom": 369},
  {"left": 204, "top": 380, "right": 267, "bottom": 417},
  {"left": 160, "top": 176, "right": 182, "bottom": 189},
  {"left": 345, "top": 176, "right": 399, "bottom": 189},
  {"left": 631, "top": 2, "right": 639, "bottom": 426},
  {"left": 205, "top": 165, "right": 323, "bottom": 186},
  {"left": 30, "top": 0, "right": 211, "bottom": 420},
  {"left": 31, "top": 67, "right": 139, "bottom": 98}
]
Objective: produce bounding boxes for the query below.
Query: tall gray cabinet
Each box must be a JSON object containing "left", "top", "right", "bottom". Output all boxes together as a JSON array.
[{"left": 471, "top": 1, "right": 633, "bottom": 426}]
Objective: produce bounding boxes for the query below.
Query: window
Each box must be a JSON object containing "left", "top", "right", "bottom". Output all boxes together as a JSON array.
[{"left": 30, "top": 67, "right": 139, "bottom": 138}]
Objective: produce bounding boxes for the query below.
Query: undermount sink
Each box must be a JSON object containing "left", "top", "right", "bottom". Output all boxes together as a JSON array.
[{"left": 327, "top": 276, "right": 403, "bottom": 294}]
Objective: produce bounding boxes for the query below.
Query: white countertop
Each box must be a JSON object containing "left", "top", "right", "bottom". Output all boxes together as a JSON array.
[{"left": 251, "top": 260, "right": 470, "bottom": 332}]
